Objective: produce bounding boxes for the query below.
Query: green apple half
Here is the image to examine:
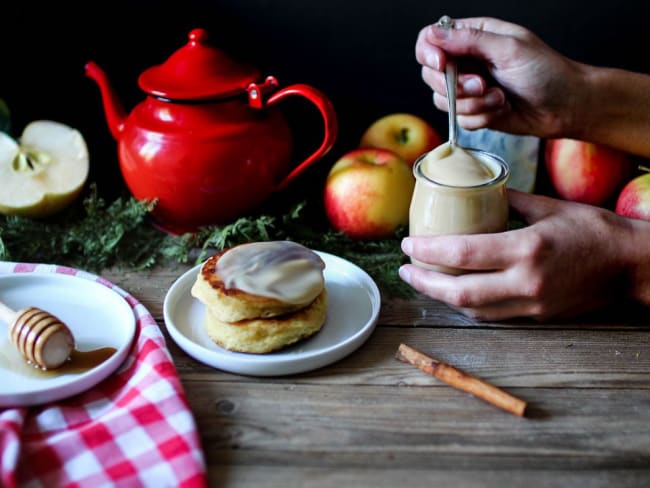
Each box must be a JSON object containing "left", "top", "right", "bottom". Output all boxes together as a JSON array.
[{"left": 0, "top": 120, "right": 89, "bottom": 218}]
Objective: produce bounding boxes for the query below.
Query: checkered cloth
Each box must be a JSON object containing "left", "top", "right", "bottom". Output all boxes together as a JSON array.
[{"left": 0, "top": 262, "right": 207, "bottom": 487}]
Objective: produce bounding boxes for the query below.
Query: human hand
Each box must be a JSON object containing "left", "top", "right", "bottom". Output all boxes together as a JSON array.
[
  {"left": 399, "top": 189, "right": 638, "bottom": 321},
  {"left": 415, "top": 16, "right": 585, "bottom": 139}
]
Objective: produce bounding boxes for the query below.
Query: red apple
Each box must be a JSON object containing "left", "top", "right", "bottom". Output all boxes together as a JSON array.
[
  {"left": 359, "top": 113, "right": 441, "bottom": 167},
  {"left": 615, "top": 172, "right": 650, "bottom": 221},
  {"left": 324, "top": 148, "right": 415, "bottom": 239},
  {"left": 544, "top": 138, "right": 633, "bottom": 206}
]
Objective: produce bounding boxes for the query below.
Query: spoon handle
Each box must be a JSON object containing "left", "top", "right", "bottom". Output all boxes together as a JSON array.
[
  {"left": 445, "top": 57, "right": 458, "bottom": 147},
  {"left": 436, "top": 15, "right": 458, "bottom": 147}
]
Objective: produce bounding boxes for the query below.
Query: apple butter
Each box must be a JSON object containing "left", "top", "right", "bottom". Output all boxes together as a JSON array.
[{"left": 408, "top": 143, "right": 510, "bottom": 274}]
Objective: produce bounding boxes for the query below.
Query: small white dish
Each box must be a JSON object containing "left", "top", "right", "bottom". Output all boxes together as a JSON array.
[
  {"left": 163, "top": 250, "right": 381, "bottom": 376},
  {"left": 0, "top": 273, "right": 136, "bottom": 407}
]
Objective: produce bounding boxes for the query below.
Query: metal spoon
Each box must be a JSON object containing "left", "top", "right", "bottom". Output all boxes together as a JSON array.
[{"left": 437, "top": 16, "right": 458, "bottom": 147}]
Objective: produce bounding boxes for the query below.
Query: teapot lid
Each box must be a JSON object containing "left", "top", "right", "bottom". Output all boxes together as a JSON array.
[{"left": 138, "top": 28, "right": 260, "bottom": 100}]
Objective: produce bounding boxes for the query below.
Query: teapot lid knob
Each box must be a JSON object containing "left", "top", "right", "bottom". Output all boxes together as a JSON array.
[
  {"left": 188, "top": 28, "right": 209, "bottom": 44},
  {"left": 138, "top": 27, "right": 260, "bottom": 101}
]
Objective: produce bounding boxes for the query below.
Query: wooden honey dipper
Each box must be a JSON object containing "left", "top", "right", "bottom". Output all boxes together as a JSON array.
[{"left": 0, "top": 300, "right": 75, "bottom": 370}]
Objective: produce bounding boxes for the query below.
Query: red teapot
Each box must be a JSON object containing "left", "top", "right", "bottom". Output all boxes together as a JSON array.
[{"left": 85, "top": 28, "right": 337, "bottom": 234}]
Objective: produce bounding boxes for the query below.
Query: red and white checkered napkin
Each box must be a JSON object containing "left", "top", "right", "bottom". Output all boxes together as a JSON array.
[{"left": 0, "top": 262, "right": 207, "bottom": 487}]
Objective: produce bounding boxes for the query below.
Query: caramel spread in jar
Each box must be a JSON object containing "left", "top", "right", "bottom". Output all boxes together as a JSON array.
[
  {"left": 420, "top": 142, "right": 496, "bottom": 186},
  {"left": 409, "top": 144, "right": 510, "bottom": 274},
  {"left": 216, "top": 241, "right": 325, "bottom": 304}
]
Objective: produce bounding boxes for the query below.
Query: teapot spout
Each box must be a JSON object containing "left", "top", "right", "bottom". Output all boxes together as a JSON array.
[{"left": 84, "top": 61, "right": 127, "bottom": 140}]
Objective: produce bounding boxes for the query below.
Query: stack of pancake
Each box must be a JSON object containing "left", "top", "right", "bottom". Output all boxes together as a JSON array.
[{"left": 191, "top": 240, "right": 327, "bottom": 353}]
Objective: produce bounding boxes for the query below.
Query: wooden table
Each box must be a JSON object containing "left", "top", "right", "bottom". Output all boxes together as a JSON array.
[{"left": 104, "top": 263, "right": 650, "bottom": 487}]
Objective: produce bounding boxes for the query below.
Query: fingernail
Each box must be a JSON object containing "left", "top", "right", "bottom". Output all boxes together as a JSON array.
[
  {"left": 401, "top": 237, "right": 413, "bottom": 254},
  {"left": 462, "top": 77, "right": 483, "bottom": 96},
  {"left": 398, "top": 265, "right": 411, "bottom": 284}
]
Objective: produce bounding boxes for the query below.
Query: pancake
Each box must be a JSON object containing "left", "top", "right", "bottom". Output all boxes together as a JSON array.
[
  {"left": 204, "top": 288, "right": 327, "bottom": 354},
  {"left": 191, "top": 241, "right": 326, "bottom": 322},
  {"left": 191, "top": 241, "right": 328, "bottom": 354}
]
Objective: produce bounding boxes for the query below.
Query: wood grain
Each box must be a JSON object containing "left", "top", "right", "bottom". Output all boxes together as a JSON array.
[{"left": 101, "top": 265, "right": 650, "bottom": 487}]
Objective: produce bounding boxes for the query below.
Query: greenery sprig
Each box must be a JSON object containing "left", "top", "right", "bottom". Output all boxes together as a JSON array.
[{"left": 0, "top": 184, "right": 414, "bottom": 298}]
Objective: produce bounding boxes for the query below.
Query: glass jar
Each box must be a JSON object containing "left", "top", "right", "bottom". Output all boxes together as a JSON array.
[{"left": 408, "top": 148, "right": 510, "bottom": 274}]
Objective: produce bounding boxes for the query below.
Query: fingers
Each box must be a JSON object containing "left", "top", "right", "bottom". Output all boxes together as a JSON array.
[
  {"left": 418, "top": 19, "right": 512, "bottom": 125},
  {"left": 432, "top": 88, "right": 506, "bottom": 114},
  {"left": 452, "top": 17, "right": 533, "bottom": 38},
  {"left": 398, "top": 265, "right": 501, "bottom": 304},
  {"left": 422, "top": 67, "right": 488, "bottom": 97},
  {"left": 415, "top": 26, "right": 443, "bottom": 69},
  {"left": 398, "top": 254, "right": 554, "bottom": 321},
  {"left": 424, "top": 16, "right": 532, "bottom": 59},
  {"left": 456, "top": 109, "right": 512, "bottom": 131},
  {"left": 398, "top": 264, "right": 543, "bottom": 321},
  {"left": 402, "top": 232, "right": 525, "bottom": 272},
  {"left": 422, "top": 64, "right": 507, "bottom": 122},
  {"left": 400, "top": 195, "right": 559, "bottom": 274},
  {"left": 431, "top": 88, "right": 510, "bottom": 130}
]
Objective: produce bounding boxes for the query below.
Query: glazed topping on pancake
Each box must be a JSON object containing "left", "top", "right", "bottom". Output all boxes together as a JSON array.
[{"left": 216, "top": 241, "right": 325, "bottom": 304}]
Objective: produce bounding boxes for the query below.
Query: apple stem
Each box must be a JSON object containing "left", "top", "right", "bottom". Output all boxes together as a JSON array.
[{"left": 638, "top": 164, "right": 650, "bottom": 173}]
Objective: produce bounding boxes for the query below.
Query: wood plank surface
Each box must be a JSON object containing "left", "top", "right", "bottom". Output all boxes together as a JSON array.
[
  {"left": 188, "top": 384, "right": 650, "bottom": 468},
  {"left": 206, "top": 468, "right": 650, "bottom": 488},
  {"left": 101, "top": 265, "right": 650, "bottom": 487},
  {"left": 167, "top": 327, "right": 650, "bottom": 388}
]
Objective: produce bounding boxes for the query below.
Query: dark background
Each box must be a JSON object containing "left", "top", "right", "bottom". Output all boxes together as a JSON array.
[{"left": 2, "top": 0, "right": 650, "bottom": 204}]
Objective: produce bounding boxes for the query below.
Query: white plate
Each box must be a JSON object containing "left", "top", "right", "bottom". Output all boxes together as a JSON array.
[
  {"left": 0, "top": 273, "right": 136, "bottom": 407},
  {"left": 163, "top": 250, "right": 381, "bottom": 376}
]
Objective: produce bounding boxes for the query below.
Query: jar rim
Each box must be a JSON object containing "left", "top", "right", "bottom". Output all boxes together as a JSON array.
[{"left": 413, "top": 146, "right": 510, "bottom": 190}]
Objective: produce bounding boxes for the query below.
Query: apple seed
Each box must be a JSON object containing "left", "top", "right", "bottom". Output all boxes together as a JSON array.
[{"left": 12, "top": 148, "right": 51, "bottom": 173}]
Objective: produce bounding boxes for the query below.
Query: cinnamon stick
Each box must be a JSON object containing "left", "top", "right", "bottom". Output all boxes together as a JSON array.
[{"left": 395, "top": 343, "right": 527, "bottom": 417}]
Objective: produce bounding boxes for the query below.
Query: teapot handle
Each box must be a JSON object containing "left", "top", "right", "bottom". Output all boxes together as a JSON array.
[{"left": 257, "top": 82, "right": 338, "bottom": 191}]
